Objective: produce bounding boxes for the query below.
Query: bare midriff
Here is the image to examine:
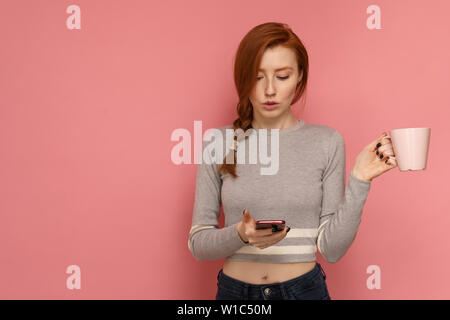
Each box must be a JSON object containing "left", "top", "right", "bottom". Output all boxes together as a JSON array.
[{"left": 222, "top": 259, "right": 317, "bottom": 285}]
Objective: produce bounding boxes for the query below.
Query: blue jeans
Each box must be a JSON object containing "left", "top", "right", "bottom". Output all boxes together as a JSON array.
[{"left": 216, "top": 262, "right": 331, "bottom": 300}]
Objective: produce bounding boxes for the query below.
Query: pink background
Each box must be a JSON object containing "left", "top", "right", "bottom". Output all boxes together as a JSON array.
[{"left": 1, "top": 0, "right": 449, "bottom": 299}]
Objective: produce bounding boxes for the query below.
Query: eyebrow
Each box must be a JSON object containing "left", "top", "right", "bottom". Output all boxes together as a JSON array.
[{"left": 258, "top": 66, "right": 293, "bottom": 72}]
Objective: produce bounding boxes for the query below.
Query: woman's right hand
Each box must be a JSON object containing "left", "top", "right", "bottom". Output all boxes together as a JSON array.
[{"left": 237, "top": 209, "right": 290, "bottom": 249}]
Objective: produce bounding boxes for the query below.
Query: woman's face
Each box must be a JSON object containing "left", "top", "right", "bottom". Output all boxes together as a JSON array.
[{"left": 249, "top": 45, "right": 302, "bottom": 121}]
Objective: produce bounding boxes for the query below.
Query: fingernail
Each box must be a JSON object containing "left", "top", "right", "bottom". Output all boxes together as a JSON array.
[
  {"left": 243, "top": 209, "right": 246, "bottom": 215},
  {"left": 286, "top": 227, "right": 291, "bottom": 233},
  {"left": 376, "top": 143, "right": 381, "bottom": 148},
  {"left": 376, "top": 150, "right": 379, "bottom": 155},
  {"left": 380, "top": 154, "right": 383, "bottom": 159}
]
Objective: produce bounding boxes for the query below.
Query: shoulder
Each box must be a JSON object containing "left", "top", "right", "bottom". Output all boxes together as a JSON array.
[
  {"left": 298, "top": 122, "right": 345, "bottom": 159},
  {"left": 303, "top": 122, "right": 341, "bottom": 138},
  {"left": 304, "top": 122, "right": 344, "bottom": 144}
]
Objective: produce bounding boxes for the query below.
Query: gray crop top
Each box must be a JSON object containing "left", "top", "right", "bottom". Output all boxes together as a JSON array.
[{"left": 188, "top": 119, "right": 371, "bottom": 263}]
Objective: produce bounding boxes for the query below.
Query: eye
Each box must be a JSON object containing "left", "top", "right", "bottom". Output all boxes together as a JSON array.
[{"left": 257, "top": 76, "right": 290, "bottom": 80}]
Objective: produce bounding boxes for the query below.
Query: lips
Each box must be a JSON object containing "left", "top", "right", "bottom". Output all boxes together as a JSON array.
[{"left": 263, "top": 103, "right": 279, "bottom": 110}]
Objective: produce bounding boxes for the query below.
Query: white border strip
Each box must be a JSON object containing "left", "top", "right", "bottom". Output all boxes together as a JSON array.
[
  {"left": 188, "top": 225, "right": 217, "bottom": 253},
  {"left": 317, "top": 220, "right": 330, "bottom": 255},
  {"left": 286, "top": 228, "right": 318, "bottom": 238},
  {"left": 189, "top": 225, "right": 216, "bottom": 235}
]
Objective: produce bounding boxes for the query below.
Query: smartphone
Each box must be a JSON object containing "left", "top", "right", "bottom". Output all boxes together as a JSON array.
[{"left": 255, "top": 220, "right": 285, "bottom": 233}]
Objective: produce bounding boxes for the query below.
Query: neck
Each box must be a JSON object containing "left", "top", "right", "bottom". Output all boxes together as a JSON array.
[{"left": 251, "top": 113, "right": 298, "bottom": 130}]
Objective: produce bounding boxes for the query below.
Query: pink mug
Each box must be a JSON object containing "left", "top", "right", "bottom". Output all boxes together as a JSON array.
[{"left": 388, "top": 127, "right": 431, "bottom": 171}]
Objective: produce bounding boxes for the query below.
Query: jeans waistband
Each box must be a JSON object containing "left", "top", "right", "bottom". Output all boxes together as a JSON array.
[{"left": 218, "top": 261, "right": 325, "bottom": 289}]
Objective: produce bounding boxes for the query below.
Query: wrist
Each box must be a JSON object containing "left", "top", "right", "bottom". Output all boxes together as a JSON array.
[{"left": 351, "top": 168, "right": 371, "bottom": 182}]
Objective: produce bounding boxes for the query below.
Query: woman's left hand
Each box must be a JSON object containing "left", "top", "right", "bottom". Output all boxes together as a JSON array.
[{"left": 351, "top": 132, "right": 398, "bottom": 182}]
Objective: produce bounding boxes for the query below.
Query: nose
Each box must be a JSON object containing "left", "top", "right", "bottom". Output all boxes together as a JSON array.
[
  {"left": 264, "top": 82, "right": 276, "bottom": 96},
  {"left": 263, "top": 78, "right": 277, "bottom": 96}
]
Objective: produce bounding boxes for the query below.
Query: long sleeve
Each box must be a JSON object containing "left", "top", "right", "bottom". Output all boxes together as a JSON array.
[
  {"left": 188, "top": 135, "right": 248, "bottom": 261},
  {"left": 317, "top": 130, "right": 372, "bottom": 263}
]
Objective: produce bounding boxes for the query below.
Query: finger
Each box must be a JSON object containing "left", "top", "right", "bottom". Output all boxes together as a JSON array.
[
  {"left": 249, "top": 239, "right": 269, "bottom": 248},
  {"left": 375, "top": 137, "right": 393, "bottom": 154},
  {"left": 247, "top": 227, "right": 272, "bottom": 239},
  {"left": 381, "top": 136, "right": 392, "bottom": 144},
  {"left": 377, "top": 144, "right": 393, "bottom": 153},
  {"left": 243, "top": 209, "right": 255, "bottom": 225},
  {"left": 368, "top": 132, "right": 388, "bottom": 152},
  {"left": 379, "top": 152, "right": 395, "bottom": 160},
  {"left": 262, "top": 226, "right": 289, "bottom": 246},
  {"left": 252, "top": 227, "right": 285, "bottom": 242},
  {"left": 377, "top": 146, "right": 395, "bottom": 158},
  {"left": 377, "top": 156, "right": 397, "bottom": 170},
  {"left": 251, "top": 239, "right": 267, "bottom": 246},
  {"left": 254, "top": 227, "right": 276, "bottom": 237},
  {"left": 273, "top": 226, "right": 289, "bottom": 238},
  {"left": 242, "top": 209, "right": 249, "bottom": 221},
  {"left": 385, "top": 156, "right": 397, "bottom": 166},
  {"left": 253, "top": 227, "right": 289, "bottom": 248}
]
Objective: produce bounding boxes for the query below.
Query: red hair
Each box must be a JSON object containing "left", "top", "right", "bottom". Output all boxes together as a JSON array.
[{"left": 218, "top": 22, "right": 309, "bottom": 178}]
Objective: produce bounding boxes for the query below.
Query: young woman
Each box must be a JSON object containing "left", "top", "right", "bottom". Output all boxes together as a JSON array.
[{"left": 188, "top": 22, "right": 397, "bottom": 300}]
